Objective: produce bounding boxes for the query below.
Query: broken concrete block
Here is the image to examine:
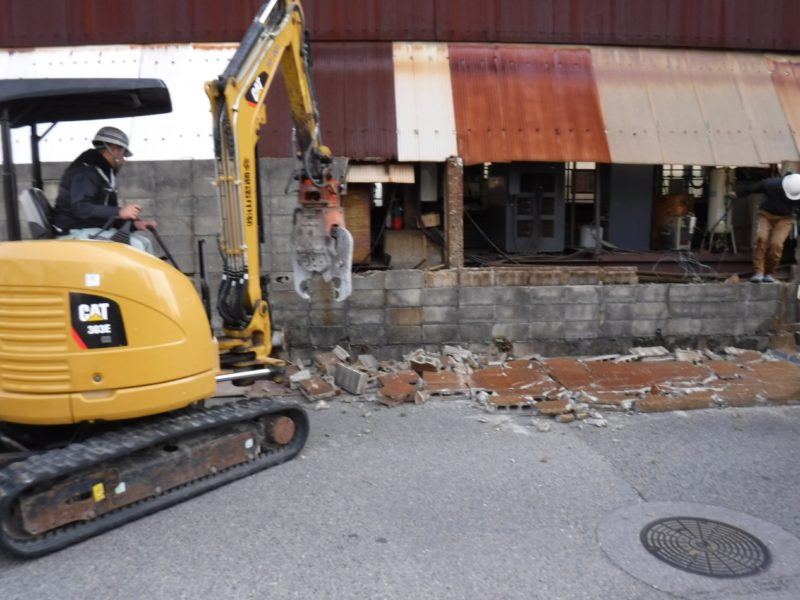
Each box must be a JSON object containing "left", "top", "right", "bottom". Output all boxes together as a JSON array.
[
  {"left": 313, "top": 351, "right": 340, "bottom": 376},
  {"left": 378, "top": 370, "right": 419, "bottom": 388},
  {"left": 333, "top": 345, "right": 351, "bottom": 363},
  {"left": 299, "top": 377, "right": 337, "bottom": 402},
  {"left": 410, "top": 356, "right": 440, "bottom": 373},
  {"left": 289, "top": 368, "right": 312, "bottom": 389},
  {"left": 377, "top": 380, "right": 416, "bottom": 407},
  {"left": 422, "top": 371, "right": 468, "bottom": 395},
  {"left": 414, "top": 390, "right": 429, "bottom": 404},
  {"left": 357, "top": 354, "right": 380, "bottom": 370},
  {"left": 335, "top": 362, "right": 369, "bottom": 395}
]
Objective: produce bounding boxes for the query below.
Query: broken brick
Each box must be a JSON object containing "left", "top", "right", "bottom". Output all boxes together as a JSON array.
[
  {"left": 422, "top": 371, "right": 468, "bottom": 394},
  {"left": 378, "top": 370, "right": 419, "bottom": 387},
  {"left": 536, "top": 399, "right": 571, "bottom": 416},
  {"left": 299, "top": 377, "right": 337, "bottom": 402},
  {"left": 637, "top": 392, "right": 716, "bottom": 413},
  {"left": 378, "top": 380, "right": 416, "bottom": 406}
]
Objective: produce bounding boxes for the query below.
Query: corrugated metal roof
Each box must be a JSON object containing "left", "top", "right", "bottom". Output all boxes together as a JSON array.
[
  {"left": 594, "top": 47, "right": 800, "bottom": 167},
  {"left": 771, "top": 57, "right": 800, "bottom": 159},
  {"left": 448, "top": 44, "right": 610, "bottom": 165},
  {"left": 393, "top": 42, "right": 458, "bottom": 162},
  {"left": 260, "top": 42, "right": 397, "bottom": 160}
]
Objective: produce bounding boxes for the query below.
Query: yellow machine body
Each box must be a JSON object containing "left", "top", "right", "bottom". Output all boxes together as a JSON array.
[{"left": 0, "top": 240, "right": 219, "bottom": 425}]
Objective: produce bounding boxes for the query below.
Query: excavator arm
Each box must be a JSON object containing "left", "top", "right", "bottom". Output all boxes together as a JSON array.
[{"left": 205, "top": 0, "right": 353, "bottom": 364}]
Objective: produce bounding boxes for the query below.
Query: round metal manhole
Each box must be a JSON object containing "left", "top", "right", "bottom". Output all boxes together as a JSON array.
[{"left": 640, "top": 516, "right": 771, "bottom": 578}]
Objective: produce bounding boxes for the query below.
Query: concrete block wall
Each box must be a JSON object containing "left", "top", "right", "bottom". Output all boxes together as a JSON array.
[
  {"left": 269, "top": 269, "right": 793, "bottom": 357},
  {"left": 1, "top": 158, "right": 795, "bottom": 357}
]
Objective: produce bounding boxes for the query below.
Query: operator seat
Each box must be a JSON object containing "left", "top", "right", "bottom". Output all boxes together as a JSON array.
[{"left": 17, "top": 187, "right": 61, "bottom": 240}]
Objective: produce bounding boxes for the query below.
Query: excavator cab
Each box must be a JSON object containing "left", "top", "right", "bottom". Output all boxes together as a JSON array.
[{"left": 0, "top": 79, "right": 221, "bottom": 426}]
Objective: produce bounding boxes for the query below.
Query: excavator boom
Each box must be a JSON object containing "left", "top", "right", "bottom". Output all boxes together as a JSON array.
[{"left": 206, "top": 0, "right": 353, "bottom": 366}]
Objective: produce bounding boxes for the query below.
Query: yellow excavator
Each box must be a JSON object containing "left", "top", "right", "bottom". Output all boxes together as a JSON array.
[{"left": 0, "top": 0, "right": 351, "bottom": 558}]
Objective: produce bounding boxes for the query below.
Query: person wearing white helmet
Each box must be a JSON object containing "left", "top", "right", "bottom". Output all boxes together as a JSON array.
[
  {"left": 734, "top": 170, "right": 800, "bottom": 283},
  {"left": 52, "top": 126, "right": 158, "bottom": 253}
]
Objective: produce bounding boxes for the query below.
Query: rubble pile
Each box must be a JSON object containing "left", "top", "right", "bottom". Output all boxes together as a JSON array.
[{"left": 261, "top": 343, "right": 800, "bottom": 422}]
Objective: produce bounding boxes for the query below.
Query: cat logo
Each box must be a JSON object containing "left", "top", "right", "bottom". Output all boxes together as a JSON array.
[
  {"left": 78, "top": 303, "right": 110, "bottom": 323},
  {"left": 245, "top": 73, "right": 269, "bottom": 106}
]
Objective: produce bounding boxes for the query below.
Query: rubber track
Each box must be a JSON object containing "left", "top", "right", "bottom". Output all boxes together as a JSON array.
[{"left": 0, "top": 397, "right": 308, "bottom": 558}]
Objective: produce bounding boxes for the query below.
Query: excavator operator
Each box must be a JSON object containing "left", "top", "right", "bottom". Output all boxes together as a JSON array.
[{"left": 52, "top": 126, "right": 158, "bottom": 253}]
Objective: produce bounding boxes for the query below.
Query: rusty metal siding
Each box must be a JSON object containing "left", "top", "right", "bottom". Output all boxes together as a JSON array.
[
  {"left": 2, "top": 0, "right": 800, "bottom": 51},
  {"left": 303, "top": 0, "right": 434, "bottom": 42},
  {"left": 448, "top": 44, "right": 610, "bottom": 165},
  {"left": 393, "top": 42, "right": 458, "bottom": 162},
  {"left": 260, "top": 42, "right": 397, "bottom": 160},
  {"left": 771, "top": 57, "right": 800, "bottom": 158},
  {"left": 594, "top": 46, "right": 800, "bottom": 167}
]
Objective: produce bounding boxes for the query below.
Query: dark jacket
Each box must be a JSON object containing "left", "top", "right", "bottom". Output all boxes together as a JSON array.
[
  {"left": 739, "top": 176, "right": 798, "bottom": 218},
  {"left": 53, "top": 149, "right": 120, "bottom": 232}
]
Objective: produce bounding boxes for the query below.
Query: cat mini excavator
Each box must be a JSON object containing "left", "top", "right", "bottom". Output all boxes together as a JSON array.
[{"left": 0, "top": 0, "right": 352, "bottom": 558}]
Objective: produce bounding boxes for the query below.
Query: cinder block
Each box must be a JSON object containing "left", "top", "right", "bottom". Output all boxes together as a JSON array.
[
  {"left": 347, "top": 324, "right": 387, "bottom": 345},
  {"left": 459, "top": 322, "right": 493, "bottom": 342},
  {"left": 387, "top": 307, "right": 423, "bottom": 326},
  {"left": 310, "top": 308, "right": 346, "bottom": 327},
  {"left": 604, "top": 303, "right": 635, "bottom": 321},
  {"left": 422, "top": 305, "right": 459, "bottom": 324},
  {"left": 190, "top": 160, "right": 216, "bottom": 197},
  {"left": 530, "top": 304, "right": 563, "bottom": 321},
  {"left": 422, "top": 324, "right": 460, "bottom": 344},
  {"left": 352, "top": 271, "right": 385, "bottom": 290},
  {"left": 154, "top": 196, "right": 196, "bottom": 218},
  {"left": 309, "top": 326, "right": 349, "bottom": 348},
  {"left": 424, "top": 270, "right": 458, "bottom": 288},
  {"left": 347, "top": 289, "right": 385, "bottom": 308},
  {"left": 564, "top": 304, "right": 600, "bottom": 321},
  {"left": 528, "top": 286, "right": 565, "bottom": 303},
  {"left": 495, "top": 287, "right": 529, "bottom": 305},
  {"left": 386, "top": 289, "right": 421, "bottom": 307},
  {"left": 459, "top": 268, "right": 494, "bottom": 286},
  {"left": 602, "top": 285, "right": 638, "bottom": 302},
  {"left": 458, "top": 305, "right": 495, "bottom": 323},
  {"left": 565, "top": 285, "right": 600, "bottom": 304},
  {"left": 600, "top": 320, "right": 634, "bottom": 337},
  {"left": 637, "top": 284, "right": 668, "bottom": 302},
  {"left": 386, "top": 325, "right": 423, "bottom": 345},
  {"left": 494, "top": 269, "right": 530, "bottom": 286},
  {"left": 563, "top": 320, "right": 599, "bottom": 340},
  {"left": 530, "top": 321, "right": 565, "bottom": 338},
  {"left": 667, "top": 318, "right": 704, "bottom": 336},
  {"left": 495, "top": 304, "right": 531, "bottom": 322},
  {"left": 348, "top": 308, "right": 385, "bottom": 325},
  {"left": 631, "top": 319, "right": 661, "bottom": 337},
  {"left": 492, "top": 323, "right": 531, "bottom": 340},
  {"left": 633, "top": 302, "right": 669, "bottom": 319},
  {"left": 334, "top": 363, "right": 368, "bottom": 394},
  {"left": 385, "top": 270, "right": 423, "bottom": 289},
  {"left": 459, "top": 287, "right": 495, "bottom": 306},
  {"left": 193, "top": 215, "right": 222, "bottom": 236},
  {"left": 422, "top": 287, "right": 458, "bottom": 306}
]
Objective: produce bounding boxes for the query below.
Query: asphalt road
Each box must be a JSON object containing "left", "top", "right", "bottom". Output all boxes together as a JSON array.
[{"left": 1, "top": 397, "right": 799, "bottom": 600}]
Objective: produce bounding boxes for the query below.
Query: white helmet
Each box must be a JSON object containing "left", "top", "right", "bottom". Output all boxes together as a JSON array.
[
  {"left": 782, "top": 173, "right": 800, "bottom": 200},
  {"left": 92, "top": 126, "right": 132, "bottom": 157}
]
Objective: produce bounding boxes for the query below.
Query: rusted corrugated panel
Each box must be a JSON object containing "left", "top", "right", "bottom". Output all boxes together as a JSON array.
[
  {"left": 595, "top": 46, "right": 799, "bottom": 167},
  {"left": 261, "top": 42, "right": 397, "bottom": 160},
  {"left": 637, "top": 49, "right": 715, "bottom": 166},
  {"left": 449, "top": 44, "right": 610, "bottom": 165},
  {"left": 303, "top": 0, "right": 434, "bottom": 42},
  {"left": 771, "top": 57, "right": 800, "bottom": 159},
  {"left": 729, "top": 53, "right": 799, "bottom": 164},
  {"left": 3, "top": 0, "right": 800, "bottom": 51},
  {"left": 592, "top": 47, "right": 664, "bottom": 165},
  {"left": 393, "top": 42, "right": 458, "bottom": 162}
]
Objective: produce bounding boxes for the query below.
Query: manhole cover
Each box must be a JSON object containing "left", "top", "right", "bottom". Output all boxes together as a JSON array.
[{"left": 640, "top": 516, "right": 771, "bottom": 578}]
